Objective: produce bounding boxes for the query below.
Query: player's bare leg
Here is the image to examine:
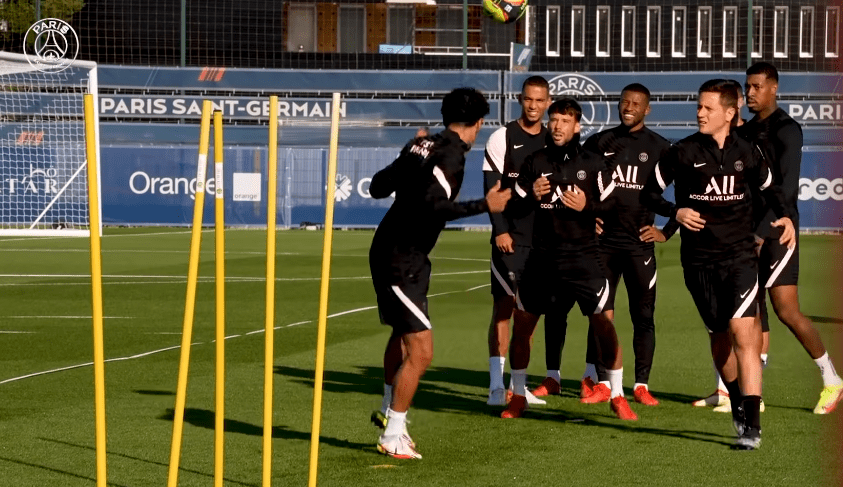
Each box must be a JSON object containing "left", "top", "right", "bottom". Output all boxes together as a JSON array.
[
  {"left": 588, "top": 312, "right": 636, "bottom": 419},
  {"left": 501, "top": 309, "right": 540, "bottom": 418},
  {"left": 487, "top": 295, "right": 514, "bottom": 405}
]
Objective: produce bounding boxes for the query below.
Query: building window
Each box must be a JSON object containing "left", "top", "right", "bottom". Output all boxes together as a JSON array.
[
  {"left": 387, "top": 6, "right": 414, "bottom": 46},
  {"left": 596, "top": 6, "right": 610, "bottom": 57},
  {"left": 827, "top": 7, "right": 840, "bottom": 58},
  {"left": 646, "top": 7, "right": 661, "bottom": 58},
  {"left": 287, "top": 4, "right": 316, "bottom": 52},
  {"left": 546, "top": 6, "right": 561, "bottom": 56},
  {"left": 800, "top": 6, "right": 815, "bottom": 58},
  {"left": 339, "top": 5, "right": 366, "bottom": 53},
  {"left": 723, "top": 6, "right": 738, "bottom": 58},
  {"left": 774, "top": 6, "right": 789, "bottom": 58},
  {"left": 697, "top": 7, "right": 712, "bottom": 58},
  {"left": 672, "top": 7, "right": 687, "bottom": 57},
  {"left": 621, "top": 6, "right": 635, "bottom": 57},
  {"left": 752, "top": 6, "right": 763, "bottom": 58},
  {"left": 571, "top": 6, "right": 585, "bottom": 57},
  {"left": 436, "top": 6, "right": 463, "bottom": 48}
]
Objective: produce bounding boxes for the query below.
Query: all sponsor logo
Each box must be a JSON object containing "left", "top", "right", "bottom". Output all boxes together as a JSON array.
[{"left": 546, "top": 74, "right": 611, "bottom": 139}]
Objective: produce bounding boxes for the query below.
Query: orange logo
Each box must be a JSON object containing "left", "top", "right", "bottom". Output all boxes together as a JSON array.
[{"left": 198, "top": 67, "right": 226, "bottom": 82}]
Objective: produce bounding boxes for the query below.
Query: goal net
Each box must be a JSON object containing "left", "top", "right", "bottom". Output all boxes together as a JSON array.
[{"left": 0, "top": 51, "right": 100, "bottom": 236}]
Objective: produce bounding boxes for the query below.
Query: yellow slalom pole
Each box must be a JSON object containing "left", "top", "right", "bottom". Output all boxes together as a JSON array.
[
  {"left": 84, "top": 94, "right": 107, "bottom": 487},
  {"left": 213, "top": 110, "right": 226, "bottom": 487},
  {"left": 167, "top": 99, "right": 213, "bottom": 487},
  {"left": 262, "top": 95, "right": 279, "bottom": 487},
  {"left": 307, "top": 92, "right": 341, "bottom": 487}
]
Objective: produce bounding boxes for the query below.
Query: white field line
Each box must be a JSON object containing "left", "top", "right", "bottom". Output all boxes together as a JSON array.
[
  {"left": 0, "top": 270, "right": 486, "bottom": 283},
  {"left": 5, "top": 316, "right": 134, "bottom": 319},
  {"left": 0, "top": 331, "right": 35, "bottom": 334},
  {"left": 0, "top": 284, "right": 486, "bottom": 386}
]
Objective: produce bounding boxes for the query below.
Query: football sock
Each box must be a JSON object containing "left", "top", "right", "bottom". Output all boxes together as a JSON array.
[
  {"left": 724, "top": 378, "right": 743, "bottom": 411},
  {"left": 511, "top": 368, "right": 527, "bottom": 397},
  {"left": 582, "top": 363, "right": 597, "bottom": 382},
  {"left": 607, "top": 368, "right": 624, "bottom": 398},
  {"left": 633, "top": 382, "right": 648, "bottom": 391},
  {"left": 814, "top": 352, "right": 843, "bottom": 386},
  {"left": 547, "top": 369, "right": 561, "bottom": 383},
  {"left": 742, "top": 395, "right": 762, "bottom": 430},
  {"left": 381, "top": 384, "right": 393, "bottom": 414},
  {"left": 383, "top": 408, "right": 406, "bottom": 437},
  {"left": 714, "top": 362, "right": 727, "bottom": 392},
  {"left": 760, "top": 353, "right": 769, "bottom": 369},
  {"left": 489, "top": 356, "right": 506, "bottom": 390}
]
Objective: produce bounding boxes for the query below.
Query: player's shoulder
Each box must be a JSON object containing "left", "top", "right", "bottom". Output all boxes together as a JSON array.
[
  {"left": 770, "top": 109, "right": 803, "bottom": 137},
  {"left": 639, "top": 126, "right": 671, "bottom": 147},
  {"left": 486, "top": 125, "right": 508, "bottom": 149}
]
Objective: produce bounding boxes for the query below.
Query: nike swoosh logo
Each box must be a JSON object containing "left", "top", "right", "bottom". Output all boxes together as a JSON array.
[
  {"left": 740, "top": 289, "right": 751, "bottom": 298},
  {"left": 541, "top": 172, "right": 552, "bottom": 177},
  {"left": 644, "top": 258, "right": 652, "bottom": 265},
  {"left": 694, "top": 162, "right": 706, "bottom": 167},
  {"left": 604, "top": 152, "right": 615, "bottom": 157},
  {"left": 770, "top": 260, "right": 779, "bottom": 269},
  {"left": 514, "top": 144, "right": 524, "bottom": 149},
  {"left": 596, "top": 286, "right": 605, "bottom": 297}
]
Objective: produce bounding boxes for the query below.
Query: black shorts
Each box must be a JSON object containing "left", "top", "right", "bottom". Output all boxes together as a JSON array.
[
  {"left": 759, "top": 234, "right": 799, "bottom": 289},
  {"left": 370, "top": 250, "right": 432, "bottom": 334},
  {"left": 517, "top": 250, "right": 612, "bottom": 317},
  {"left": 599, "top": 246, "right": 657, "bottom": 319},
  {"left": 683, "top": 254, "right": 760, "bottom": 334},
  {"left": 490, "top": 245, "right": 530, "bottom": 299}
]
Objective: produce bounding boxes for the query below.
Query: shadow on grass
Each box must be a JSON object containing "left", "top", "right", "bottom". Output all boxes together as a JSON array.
[
  {"left": 133, "top": 389, "right": 175, "bottom": 396},
  {"left": 806, "top": 315, "right": 843, "bottom": 325},
  {"left": 0, "top": 453, "right": 129, "bottom": 487},
  {"left": 158, "top": 408, "right": 371, "bottom": 452},
  {"left": 39, "top": 437, "right": 257, "bottom": 487}
]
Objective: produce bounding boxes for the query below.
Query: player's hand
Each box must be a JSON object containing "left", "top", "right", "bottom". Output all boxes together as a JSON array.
[
  {"left": 676, "top": 208, "right": 705, "bottom": 231},
  {"left": 754, "top": 235, "right": 764, "bottom": 256},
  {"left": 639, "top": 225, "right": 666, "bottom": 243},
  {"left": 562, "top": 185, "right": 586, "bottom": 211},
  {"left": 595, "top": 217, "right": 604, "bottom": 235},
  {"left": 533, "top": 176, "right": 551, "bottom": 200},
  {"left": 495, "top": 233, "right": 514, "bottom": 254},
  {"left": 486, "top": 180, "right": 511, "bottom": 214},
  {"left": 415, "top": 127, "right": 429, "bottom": 138},
  {"left": 772, "top": 217, "right": 796, "bottom": 249}
]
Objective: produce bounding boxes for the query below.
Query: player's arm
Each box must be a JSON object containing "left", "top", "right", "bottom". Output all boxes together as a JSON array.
[
  {"left": 425, "top": 148, "right": 509, "bottom": 221},
  {"left": 752, "top": 156, "right": 796, "bottom": 248},
  {"left": 772, "top": 121, "right": 803, "bottom": 214},
  {"left": 482, "top": 128, "right": 513, "bottom": 239},
  {"left": 370, "top": 139, "right": 421, "bottom": 199}
]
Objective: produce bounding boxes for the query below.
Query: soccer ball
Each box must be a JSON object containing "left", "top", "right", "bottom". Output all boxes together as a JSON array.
[{"left": 482, "top": 0, "right": 528, "bottom": 24}]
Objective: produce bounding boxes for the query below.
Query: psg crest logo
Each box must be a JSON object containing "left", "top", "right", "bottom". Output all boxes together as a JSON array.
[
  {"left": 577, "top": 170, "right": 587, "bottom": 180},
  {"left": 735, "top": 160, "right": 744, "bottom": 171},
  {"left": 639, "top": 152, "right": 649, "bottom": 162},
  {"left": 23, "top": 18, "right": 79, "bottom": 73}
]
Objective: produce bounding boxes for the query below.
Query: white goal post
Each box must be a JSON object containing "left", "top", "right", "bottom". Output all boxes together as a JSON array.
[{"left": 0, "top": 51, "right": 101, "bottom": 236}]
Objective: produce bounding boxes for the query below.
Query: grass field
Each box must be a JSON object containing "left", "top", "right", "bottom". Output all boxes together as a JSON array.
[{"left": 0, "top": 228, "right": 841, "bottom": 486}]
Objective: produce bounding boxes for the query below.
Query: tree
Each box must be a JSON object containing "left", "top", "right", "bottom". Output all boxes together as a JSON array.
[{"left": 0, "top": 0, "right": 85, "bottom": 35}]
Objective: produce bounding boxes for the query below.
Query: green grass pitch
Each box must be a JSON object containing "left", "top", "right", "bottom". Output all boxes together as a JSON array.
[{"left": 0, "top": 228, "right": 841, "bottom": 486}]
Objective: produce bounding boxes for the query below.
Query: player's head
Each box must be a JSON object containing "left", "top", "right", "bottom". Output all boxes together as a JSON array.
[
  {"left": 697, "top": 79, "right": 737, "bottom": 137},
  {"left": 618, "top": 83, "right": 651, "bottom": 131},
  {"left": 745, "top": 62, "right": 779, "bottom": 115},
  {"left": 518, "top": 76, "right": 551, "bottom": 125},
  {"left": 441, "top": 87, "right": 490, "bottom": 144},
  {"left": 546, "top": 98, "right": 581, "bottom": 147},
  {"left": 724, "top": 79, "right": 745, "bottom": 127}
]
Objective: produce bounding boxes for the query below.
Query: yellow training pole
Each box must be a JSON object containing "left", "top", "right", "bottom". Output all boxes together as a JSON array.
[
  {"left": 213, "top": 110, "right": 226, "bottom": 487},
  {"left": 262, "top": 95, "right": 279, "bottom": 487},
  {"left": 84, "top": 94, "right": 107, "bottom": 487},
  {"left": 307, "top": 92, "right": 341, "bottom": 487},
  {"left": 167, "top": 99, "right": 212, "bottom": 487}
]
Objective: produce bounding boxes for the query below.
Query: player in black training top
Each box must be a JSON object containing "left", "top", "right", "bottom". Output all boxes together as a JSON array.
[
  {"left": 569, "top": 83, "right": 678, "bottom": 408},
  {"left": 482, "top": 76, "right": 550, "bottom": 407},
  {"left": 499, "top": 98, "right": 639, "bottom": 421},
  {"left": 739, "top": 62, "right": 843, "bottom": 415},
  {"left": 368, "top": 87, "right": 511, "bottom": 460},
  {"left": 642, "top": 79, "right": 795, "bottom": 450}
]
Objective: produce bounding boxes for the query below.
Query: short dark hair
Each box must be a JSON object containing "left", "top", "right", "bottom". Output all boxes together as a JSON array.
[
  {"left": 522, "top": 75, "right": 550, "bottom": 94},
  {"left": 746, "top": 61, "right": 779, "bottom": 83},
  {"left": 441, "top": 87, "right": 490, "bottom": 127},
  {"left": 699, "top": 79, "right": 737, "bottom": 110},
  {"left": 547, "top": 97, "right": 582, "bottom": 121},
  {"left": 724, "top": 79, "right": 744, "bottom": 99},
  {"left": 621, "top": 83, "right": 651, "bottom": 102}
]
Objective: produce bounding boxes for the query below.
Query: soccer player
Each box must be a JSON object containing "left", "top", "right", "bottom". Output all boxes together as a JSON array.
[
  {"left": 483, "top": 76, "right": 551, "bottom": 406},
  {"left": 571, "top": 83, "right": 676, "bottom": 407},
  {"left": 500, "top": 98, "right": 638, "bottom": 421},
  {"left": 642, "top": 79, "right": 795, "bottom": 449},
  {"left": 740, "top": 62, "right": 843, "bottom": 414},
  {"left": 368, "top": 87, "right": 511, "bottom": 459}
]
